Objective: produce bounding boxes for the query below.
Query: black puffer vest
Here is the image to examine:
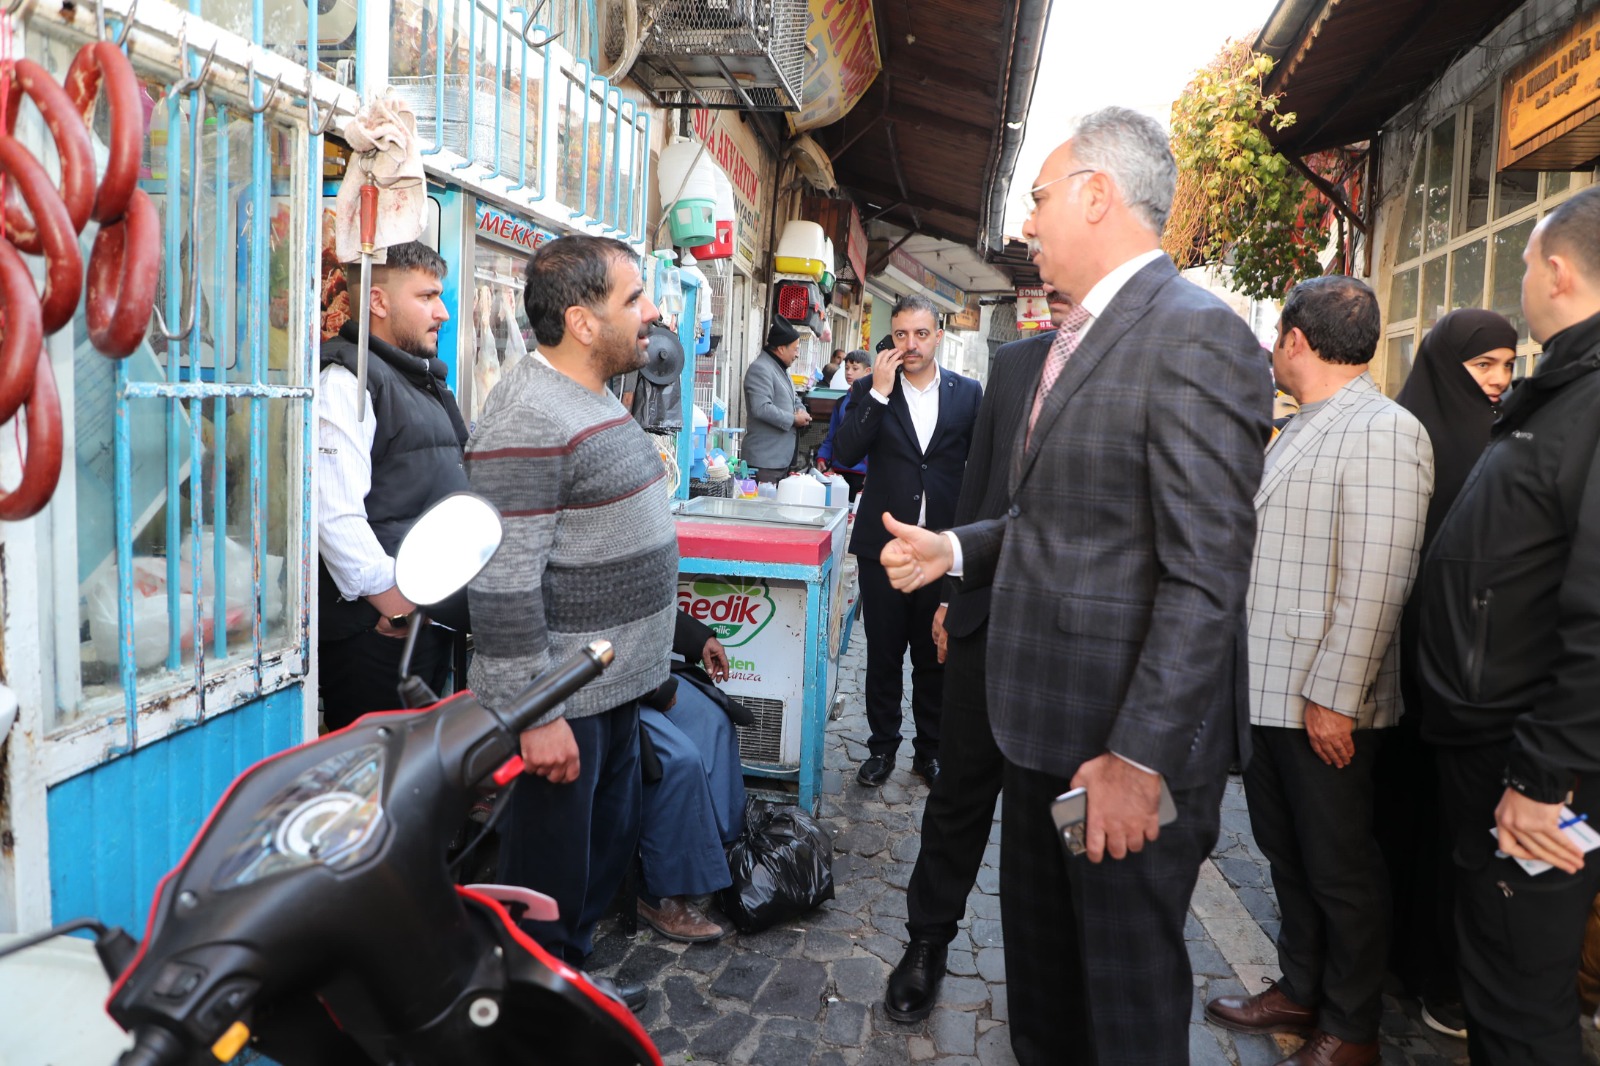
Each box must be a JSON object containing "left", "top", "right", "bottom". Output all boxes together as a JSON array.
[{"left": 318, "top": 321, "right": 470, "bottom": 641}]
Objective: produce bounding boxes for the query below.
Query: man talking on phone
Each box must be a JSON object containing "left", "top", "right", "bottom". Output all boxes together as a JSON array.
[
  {"left": 831, "top": 293, "right": 981, "bottom": 790},
  {"left": 877, "top": 110, "right": 1269, "bottom": 1065}
]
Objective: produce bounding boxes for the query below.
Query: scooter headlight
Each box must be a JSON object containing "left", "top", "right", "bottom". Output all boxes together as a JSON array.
[{"left": 213, "top": 743, "right": 388, "bottom": 890}]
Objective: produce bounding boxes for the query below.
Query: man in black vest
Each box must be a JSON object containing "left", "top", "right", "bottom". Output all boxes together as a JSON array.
[{"left": 316, "top": 241, "right": 469, "bottom": 729}]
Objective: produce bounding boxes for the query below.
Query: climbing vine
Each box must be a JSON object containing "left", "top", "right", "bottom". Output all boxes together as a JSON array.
[{"left": 1165, "top": 38, "right": 1337, "bottom": 300}]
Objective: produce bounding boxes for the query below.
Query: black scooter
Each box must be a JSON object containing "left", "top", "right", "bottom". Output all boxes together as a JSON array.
[{"left": 0, "top": 492, "right": 663, "bottom": 1066}]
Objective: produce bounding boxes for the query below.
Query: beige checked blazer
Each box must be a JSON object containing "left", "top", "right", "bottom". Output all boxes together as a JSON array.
[{"left": 1248, "top": 372, "right": 1434, "bottom": 730}]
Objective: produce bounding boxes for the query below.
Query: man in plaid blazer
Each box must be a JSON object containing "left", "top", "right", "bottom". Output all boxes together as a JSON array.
[
  {"left": 880, "top": 108, "right": 1272, "bottom": 1066},
  {"left": 1206, "top": 277, "right": 1433, "bottom": 1066}
]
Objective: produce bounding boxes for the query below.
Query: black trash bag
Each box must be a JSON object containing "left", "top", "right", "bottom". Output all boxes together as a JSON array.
[{"left": 717, "top": 798, "right": 835, "bottom": 934}]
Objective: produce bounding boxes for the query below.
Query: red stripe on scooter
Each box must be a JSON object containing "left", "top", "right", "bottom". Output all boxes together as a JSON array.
[{"left": 454, "top": 885, "right": 664, "bottom": 1066}]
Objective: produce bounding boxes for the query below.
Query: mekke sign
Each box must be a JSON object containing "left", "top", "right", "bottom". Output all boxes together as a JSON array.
[
  {"left": 475, "top": 202, "right": 558, "bottom": 253},
  {"left": 677, "top": 578, "right": 775, "bottom": 647}
]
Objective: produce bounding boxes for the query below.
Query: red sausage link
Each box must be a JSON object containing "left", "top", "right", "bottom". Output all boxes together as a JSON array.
[
  {"left": 0, "top": 135, "right": 82, "bottom": 335},
  {"left": 64, "top": 41, "right": 142, "bottom": 224},
  {"left": 0, "top": 237, "right": 41, "bottom": 425},
  {"left": 86, "top": 187, "right": 159, "bottom": 358},
  {"left": 0, "top": 347, "right": 64, "bottom": 521},
  {"left": 3, "top": 58, "right": 95, "bottom": 250}
]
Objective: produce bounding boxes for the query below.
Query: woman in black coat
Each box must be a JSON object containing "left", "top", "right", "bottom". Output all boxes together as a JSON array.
[{"left": 1381, "top": 308, "right": 1518, "bottom": 1039}]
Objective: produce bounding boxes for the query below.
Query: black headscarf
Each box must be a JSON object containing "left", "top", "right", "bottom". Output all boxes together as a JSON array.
[{"left": 1395, "top": 308, "right": 1517, "bottom": 549}]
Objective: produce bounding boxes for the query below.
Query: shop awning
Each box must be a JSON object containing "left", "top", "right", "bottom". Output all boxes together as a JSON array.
[
  {"left": 1256, "top": 0, "right": 1525, "bottom": 154},
  {"left": 809, "top": 0, "right": 1052, "bottom": 254}
]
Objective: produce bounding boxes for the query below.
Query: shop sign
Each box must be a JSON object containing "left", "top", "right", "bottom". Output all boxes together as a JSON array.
[
  {"left": 789, "top": 0, "right": 882, "bottom": 134},
  {"left": 888, "top": 247, "right": 965, "bottom": 309},
  {"left": 475, "top": 201, "right": 560, "bottom": 253},
  {"left": 690, "top": 110, "right": 769, "bottom": 271},
  {"left": 846, "top": 203, "right": 867, "bottom": 281},
  {"left": 1500, "top": 8, "right": 1600, "bottom": 169},
  {"left": 1016, "top": 285, "right": 1050, "bottom": 331},
  {"left": 677, "top": 577, "right": 777, "bottom": 647},
  {"left": 948, "top": 295, "right": 981, "bottom": 332}
]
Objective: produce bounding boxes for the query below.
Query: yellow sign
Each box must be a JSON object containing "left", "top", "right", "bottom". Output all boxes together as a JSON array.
[
  {"left": 789, "top": 0, "right": 882, "bottom": 134},
  {"left": 1501, "top": 9, "right": 1600, "bottom": 168}
]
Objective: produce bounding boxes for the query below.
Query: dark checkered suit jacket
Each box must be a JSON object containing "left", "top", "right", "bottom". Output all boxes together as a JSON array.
[{"left": 953, "top": 256, "right": 1272, "bottom": 787}]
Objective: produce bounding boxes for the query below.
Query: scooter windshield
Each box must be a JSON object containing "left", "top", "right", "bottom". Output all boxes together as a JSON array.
[{"left": 212, "top": 743, "right": 388, "bottom": 890}]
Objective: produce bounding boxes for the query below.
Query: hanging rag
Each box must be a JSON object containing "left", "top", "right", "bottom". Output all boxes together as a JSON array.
[{"left": 334, "top": 92, "right": 426, "bottom": 265}]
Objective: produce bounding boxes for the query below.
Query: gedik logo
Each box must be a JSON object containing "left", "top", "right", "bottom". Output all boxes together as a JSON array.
[{"left": 676, "top": 578, "right": 776, "bottom": 647}]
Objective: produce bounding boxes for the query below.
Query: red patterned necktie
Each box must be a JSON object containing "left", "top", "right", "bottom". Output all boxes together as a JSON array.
[{"left": 1027, "top": 304, "right": 1093, "bottom": 445}]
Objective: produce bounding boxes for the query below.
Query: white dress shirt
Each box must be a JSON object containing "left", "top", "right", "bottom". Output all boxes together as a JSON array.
[
  {"left": 316, "top": 364, "right": 395, "bottom": 601},
  {"left": 870, "top": 365, "right": 941, "bottom": 524}
]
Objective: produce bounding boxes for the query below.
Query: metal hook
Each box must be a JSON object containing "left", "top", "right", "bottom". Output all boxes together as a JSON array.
[
  {"left": 5, "top": 0, "right": 31, "bottom": 16},
  {"left": 151, "top": 79, "right": 207, "bottom": 343},
  {"left": 244, "top": 58, "right": 283, "bottom": 116},
  {"left": 307, "top": 94, "right": 339, "bottom": 137},
  {"left": 518, "top": 4, "right": 562, "bottom": 47},
  {"left": 112, "top": 0, "right": 138, "bottom": 46},
  {"left": 170, "top": 38, "right": 218, "bottom": 96}
]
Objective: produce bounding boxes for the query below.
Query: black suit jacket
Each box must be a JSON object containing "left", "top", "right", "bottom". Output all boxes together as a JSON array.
[
  {"left": 953, "top": 257, "right": 1271, "bottom": 787},
  {"left": 832, "top": 368, "right": 982, "bottom": 560},
  {"left": 941, "top": 335, "right": 1051, "bottom": 639}
]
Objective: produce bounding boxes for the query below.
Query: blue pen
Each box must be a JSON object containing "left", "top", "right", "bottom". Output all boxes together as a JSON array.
[{"left": 1559, "top": 813, "right": 1589, "bottom": 830}]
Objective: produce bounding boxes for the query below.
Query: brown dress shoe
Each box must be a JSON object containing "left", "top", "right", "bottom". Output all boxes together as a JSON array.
[
  {"left": 1205, "top": 982, "right": 1316, "bottom": 1036},
  {"left": 1275, "top": 1029, "right": 1379, "bottom": 1066},
  {"left": 637, "top": 896, "right": 727, "bottom": 943}
]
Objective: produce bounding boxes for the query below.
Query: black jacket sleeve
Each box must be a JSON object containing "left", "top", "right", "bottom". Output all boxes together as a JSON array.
[
  {"left": 830, "top": 377, "right": 889, "bottom": 469},
  {"left": 674, "top": 609, "right": 715, "bottom": 662}
]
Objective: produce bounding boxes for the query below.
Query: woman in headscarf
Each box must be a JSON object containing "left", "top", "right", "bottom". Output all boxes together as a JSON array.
[{"left": 1380, "top": 308, "right": 1518, "bottom": 1041}]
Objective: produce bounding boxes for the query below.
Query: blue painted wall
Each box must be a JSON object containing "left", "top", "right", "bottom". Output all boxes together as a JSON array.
[{"left": 47, "top": 687, "right": 304, "bottom": 935}]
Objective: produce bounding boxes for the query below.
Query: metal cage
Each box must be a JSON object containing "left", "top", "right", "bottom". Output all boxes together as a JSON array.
[
  {"left": 632, "top": 0, "right": 808, "bottom": 111},
  {"left": 389, "top": 75, "right": 532, "bottom": 180}
]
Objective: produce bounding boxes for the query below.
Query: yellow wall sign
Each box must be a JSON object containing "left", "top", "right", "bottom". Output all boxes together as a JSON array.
[
  {"left": 789, "top": 0, "right": 882, "bottom": 134},
  {"left": 1500, "top": 7, "right": 1600, "bottom": 170}
]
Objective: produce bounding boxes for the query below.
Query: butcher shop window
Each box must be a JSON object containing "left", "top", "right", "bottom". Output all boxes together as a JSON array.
[{"left": 62, "top": 38, "right": 311, "bottom": 731}]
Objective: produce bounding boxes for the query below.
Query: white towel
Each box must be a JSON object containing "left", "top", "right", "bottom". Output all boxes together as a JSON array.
[{"left": 334, "top": 93, "right": 426, "bottom": 265}]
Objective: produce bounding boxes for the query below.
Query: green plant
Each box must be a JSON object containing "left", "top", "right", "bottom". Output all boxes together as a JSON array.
[{"left": 1165, "top": 38, "right": 1335, "bottom": 300}]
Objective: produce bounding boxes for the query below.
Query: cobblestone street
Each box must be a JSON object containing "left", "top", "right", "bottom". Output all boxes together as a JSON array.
[{"left": 587, "top": 636, "right": 1596, "bottom": 1065}]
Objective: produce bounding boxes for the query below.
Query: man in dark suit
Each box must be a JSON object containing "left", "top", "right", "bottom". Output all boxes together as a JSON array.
[
  {"left": 831, "top": 293, "right": 982, "bottom": 789},
  {"left": 884, "top": 288, "right": 1086, "bottom": 1022},
  {"left": 880, "top": 108, "right": 1271, "bottom": 1065}
]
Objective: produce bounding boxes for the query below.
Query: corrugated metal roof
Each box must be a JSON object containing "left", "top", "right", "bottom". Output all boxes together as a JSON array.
[{"left": 1258, "top": 0, "right": 1525, "bottom": 153}]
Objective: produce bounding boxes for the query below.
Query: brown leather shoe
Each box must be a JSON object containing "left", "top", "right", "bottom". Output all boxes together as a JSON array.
[
  {"left": 637, "top": 896, "right": 727, "bottom": 943},
  {"left": 1275, "top": 1030, "right": 1379, "bottom": 1066},
  {"left": 1204, "top": 982, "right": 1316, "bottom": 1036}
]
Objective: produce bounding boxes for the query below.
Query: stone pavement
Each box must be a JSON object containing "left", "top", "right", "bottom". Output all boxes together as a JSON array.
[{"left": 586, "top": 636, "right": 1598, "bottom": 1065}]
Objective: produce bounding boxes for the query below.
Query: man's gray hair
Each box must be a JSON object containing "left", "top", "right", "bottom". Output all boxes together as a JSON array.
[{"left": 1068, "top": 107, "right": 1177, "bottom": 235}]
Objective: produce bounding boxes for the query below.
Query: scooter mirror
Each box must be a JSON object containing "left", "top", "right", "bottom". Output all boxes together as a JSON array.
[{"left": 394, "top": 492, "right": 504, "bottom": 607}]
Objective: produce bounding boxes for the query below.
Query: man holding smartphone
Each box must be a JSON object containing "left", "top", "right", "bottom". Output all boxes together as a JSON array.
[{"left": 831, "top": 294, "right": 982, "bottom": 790}]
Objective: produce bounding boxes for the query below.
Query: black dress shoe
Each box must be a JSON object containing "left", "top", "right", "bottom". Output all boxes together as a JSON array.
[
  {"left": 911, "top": 754, "right": 940, "bottom": 787},
  {"left": 584, "top": 972, "right": 648, "bottom": 1013},
  {"left": 885, "top": 939, "right": 947, "bottom": 1022},
  {"left": 857, "top": 754, "right": 894, "bottom": 787}
]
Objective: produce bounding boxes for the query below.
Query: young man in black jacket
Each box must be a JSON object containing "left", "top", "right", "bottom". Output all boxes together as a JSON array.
[{"left": 1417, "top": 184, "right": 1600, "bottom": 1065}]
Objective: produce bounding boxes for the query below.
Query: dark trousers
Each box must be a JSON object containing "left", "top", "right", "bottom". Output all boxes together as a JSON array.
[
  {"left": 1244, "top": 725, "right": 1389, "bottom": 1043},
  {"left": 857, "top": 558, "right": 942, "bottom": 760},
  {"left": 1374, "top": 705, "right": 1457, "bottom": 1000},
  {"left": 1001, "top": 758, "right": 1225, "bottom": 1066},
  {"left": 496, "top": 702, "right": 643, "bottom": 966},
  {"left": 1438, "top": 742, "right": 1600, "bottom": 1066},
  {"left": 905, "top": 622, "right": 1002, "bottom": 944},
  {"left": 318, "top": 624, "right": 453, "bottom": 730}
]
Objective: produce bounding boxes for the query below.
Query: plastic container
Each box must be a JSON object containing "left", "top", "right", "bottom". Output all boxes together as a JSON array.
[
  {"left": 815, "top": 470, "right": 848, "bottom": 507},
  {"left": 774, "top": 220, "right": 827, "bottom": 279},
  {"left": 691, "top": 404, "right": 710, "bottom": 478},
  {"left": 820, "top": 236, "right": 836, "bottom": 292},
  {"left": 659, "top": 139, "right": 719, "bottom": 246},
  {"left": 776, "top": 472, "right": 827, "bottom": 507},
  {"left": 689, "top": 166, "right": 735, "bottom": 261},
  {"left": 756, "top": 481, "right": 778, "bottom": 500}
]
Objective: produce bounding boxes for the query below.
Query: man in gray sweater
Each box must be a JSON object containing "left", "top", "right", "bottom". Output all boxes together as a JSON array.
[{"left": 466, "top": 236, "right": 676, "bottom": 997}]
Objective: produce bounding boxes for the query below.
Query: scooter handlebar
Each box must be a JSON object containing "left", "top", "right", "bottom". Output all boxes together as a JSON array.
[{"left": 502, "top": 640, "right": 614, "bottom": 734}]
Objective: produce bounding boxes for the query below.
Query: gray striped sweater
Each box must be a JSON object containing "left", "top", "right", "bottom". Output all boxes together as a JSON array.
[{"left": 466, "top": 356, "right": 677, "bottom": 725}]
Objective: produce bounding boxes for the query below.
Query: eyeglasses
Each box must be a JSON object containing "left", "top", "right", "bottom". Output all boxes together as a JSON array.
[{"left": 1016, "top": 168, "right": 1098, "bottom": 221}]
